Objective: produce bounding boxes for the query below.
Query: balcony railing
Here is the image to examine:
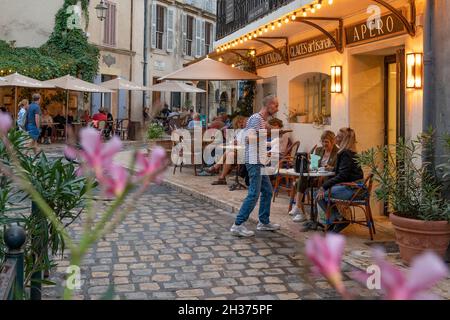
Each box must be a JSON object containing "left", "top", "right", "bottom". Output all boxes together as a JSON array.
[{"left": 216, "top": 0, "right": 296, "bottom": 40}]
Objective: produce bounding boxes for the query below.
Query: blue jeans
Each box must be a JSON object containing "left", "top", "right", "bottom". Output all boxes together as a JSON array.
[
  {"left": 316, "top": 185, "right": 360, "bottom": 224},
  {"left": 235, "top": 164, "right": 273, "bottom": 225}
]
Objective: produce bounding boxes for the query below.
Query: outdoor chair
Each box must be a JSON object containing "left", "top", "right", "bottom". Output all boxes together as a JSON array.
[
  {"left": 272, "top": 140, "right": 300, "bottom": 202},
  {"left": 116, "top": 119, "right": 129, "bottom": 140},
  {"left": 55, "top": 126, "right": 65, "bottom": 141},
  {"left": 97, "top": 121, "right": 108, "bottom": 140},
  {"left": 324, "top": 174, "right": 376, "bottom": 240}
]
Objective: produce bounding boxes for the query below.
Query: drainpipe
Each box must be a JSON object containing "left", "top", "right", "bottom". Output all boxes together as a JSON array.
[
  {"left": 423, "top": 0, "right": 435, "bottom": 166},
  {"left": 143, "top": 0, "right": 149, "bottom": 114},
  {"left": 128, "top": 0, "right": 134, "bottom": 122}
]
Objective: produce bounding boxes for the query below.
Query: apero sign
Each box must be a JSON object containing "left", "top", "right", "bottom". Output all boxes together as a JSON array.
[{"left": 345, "top": 12, "right": 406, "bottom": 46}]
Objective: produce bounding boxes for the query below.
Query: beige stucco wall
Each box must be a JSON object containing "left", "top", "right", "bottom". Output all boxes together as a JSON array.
[{"left": 0, "top": 0, "right": 63, "bottom": 47}]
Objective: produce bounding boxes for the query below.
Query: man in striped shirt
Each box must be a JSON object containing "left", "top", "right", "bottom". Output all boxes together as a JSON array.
[{"left": 231, "top": 95, "right": 281, "bottom": 237}]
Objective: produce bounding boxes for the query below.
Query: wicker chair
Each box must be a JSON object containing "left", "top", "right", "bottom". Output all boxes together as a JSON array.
[
  {"left": 324, "top": 174, "right": 376, "bottom": 240},
  {"left": 272, "top": 141, "right": 300, "bottom": 202}
]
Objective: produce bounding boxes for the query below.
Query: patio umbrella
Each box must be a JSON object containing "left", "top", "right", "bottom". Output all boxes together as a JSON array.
[
  {"left": 100, "top": 77, "right": 150, "bottom": 91},
  {"left": 148, "top": 81, "right": 205, "bottom": 93},
  {"left": 44, "top": 75, "right": 113, "bottom": 139},
  {"left": 158, "top": 57, "right": 262, "bottom": 121},
  {"left": 0, "top": 72, "right": 55, "bottom": 119},
  {"left": 0, "top": 77, "right": 5, "bottom": 82}
]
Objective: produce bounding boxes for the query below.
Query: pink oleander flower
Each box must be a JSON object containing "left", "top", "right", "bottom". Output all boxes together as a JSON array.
[
  {"left": 305, "top": 233, "right": 347, "bottom": 295},
  {"left": 0, "top": 111, "right": 12, "bottom": 135},
  {"left": 353, "top": 249, "right": 449, "bottom": 300},
  {"left": 78, "top": 128, "right": 122, "bottom": 179},
  {"left": 135, "top": 147, "right": 166, "bottom": 185},
  {"left": 102, "top": 164, "right": 129, "bottom": 197},
  {"left": 64, "top": 146, "right": 78, "bottom": 161}
]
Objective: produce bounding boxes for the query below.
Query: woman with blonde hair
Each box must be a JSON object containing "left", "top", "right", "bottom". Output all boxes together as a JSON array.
[
  {"left": 315, "top": 127, "right": 364, "bottom": 233},
  {"left": 16, "top": 99, "right": 29, "bottom": 130}
]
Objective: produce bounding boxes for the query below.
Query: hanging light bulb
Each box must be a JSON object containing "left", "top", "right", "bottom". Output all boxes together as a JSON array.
[
  {"left": 259, "top": 29, "right": 263, "bottom": 36},
  {"left": 291, "top": 12, "right": 297, "bottom": 20},
  {"left": 316, "top": 0, "right": 322, "bottom": 9},
  {"left": 244, "top": 36, "right": 248, "bottom": 41},
  {"left": 253, "top": 31, "right": 258, "bottom": 38},
  {"left": 231, "top": 64, "right": 235, "bottom": 68},
  {"left": 284, "top": 16, "right": 290, "bottom": 24},
  {"left": 248, "top": 33, "right": 252, "bottom": 40},
  {"left": 277, "top": 20, "right": 282, "bottom": 27},
  {"left": 328, "top": 0, "right": 333, "bottom": 4},
  {"left": 302, "top": 8, "right": 307, "bottom": 17},
  {"left": 271, "top": 23, "right": 275, "bottom": 30},
  {"left": 310, "top": 5, "right": 316, "bottom": 13},
  {"left": 240, "top": 38, "right": 244, "bottom": 44},
  {"left": 218, "top": 57, "right": 223, "bottom": 62},
  {"left": 264, "top": 25, "right": 268, "bottom": 33}
]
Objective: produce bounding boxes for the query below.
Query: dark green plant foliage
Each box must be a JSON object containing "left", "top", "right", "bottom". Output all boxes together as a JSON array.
[
  {"left": 231, "top": 54, "right": 257, "bottom": 118},
  {"left": 1, "top": 128, "right": 89, "bottom": 291},
  {"left": 147, "top": 123, "right": 165, "bottom": 140},
  {"left": 0, "top": 0, "right": 98, "bottom": 81},
  {"left": 357, "top": 133, "right": 450, "bottom": 222}
]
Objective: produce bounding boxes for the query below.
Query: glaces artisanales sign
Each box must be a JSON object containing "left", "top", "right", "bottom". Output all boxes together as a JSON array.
[
  {"left": 345, "top": 13, "right": 406, "bottom": 46},
  {"left": 255, "top": 33, "right": 336, "bottom": 69}
]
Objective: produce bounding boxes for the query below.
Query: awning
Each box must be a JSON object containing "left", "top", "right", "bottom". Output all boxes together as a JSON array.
[
  {"left": 101, "top": 77, "right": 150, "bottom": 91},
  {"left": 0, "top": 72, "right": 55, "bottom": 88},
  {"left": 148, "top": 82, "right": 206, "bottom": 93},
  {"left": 44, "top": 75, "right": 114, "bottom": 93}
]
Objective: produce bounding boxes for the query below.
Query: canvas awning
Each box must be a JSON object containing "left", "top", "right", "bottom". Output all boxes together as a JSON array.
[
  {"left": 0, "top": 72, "right": 55, "bottom": 88},
  {"left": 44, "top": 75, "right": 113, "bottom": 93}
]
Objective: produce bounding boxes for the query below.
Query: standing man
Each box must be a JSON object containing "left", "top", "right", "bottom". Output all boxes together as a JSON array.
[
  {"left": 26, "top": 93, "right": 42, "bottom": 154},
  {"left": 230, "top": 95, "right": 281, "bottom": 237}
]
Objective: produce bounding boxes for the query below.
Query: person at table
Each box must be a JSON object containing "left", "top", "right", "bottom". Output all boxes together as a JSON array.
[
  {"left": 67, "top": 110, "right": 74, "bottom": 125},
  {"left": 204, "top": 116, "right": 248, "bottom": 184},
  {"left": 106, "top": 111, "right": 114, "bottom": 137},
  {"left": 16, "top": 99, "right": 29, "bottom": 131},
  {"left": 187, "top": 113, "right": 202, "bottom": 129},
  {"left": 92, "top": 108, "right": 107, "bottom": 128},
  {"left": 315, "top": 127, "right": 364, "bottom": 233},
  {"left": 266, "top": 118, "right": 290, "bottom": 158},
  {"left": 82, "top": 110, "right": 92, "bottom": 124},
  {"left": 40, "top": 109, "right": 54, "bottom": 144},
  {"left": 289, "top": 130, "right": 339, "bottom": 225},
  {"left": 230, "top": 94, "right": 281, "bottom": 237},
  {"left": 53, "top": 112, "right": 66, "bottom": 130}
]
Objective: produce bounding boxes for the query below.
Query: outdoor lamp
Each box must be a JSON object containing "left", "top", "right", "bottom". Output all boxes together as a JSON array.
[
  {"left": 331, "top": 66, "right": 342, "bottom": 93},
  {"left": 95, "top": 0, "right": 108, "bottom": 21},
  {"left": 406, "top": 53, "right": 423, "bottom": 89}
]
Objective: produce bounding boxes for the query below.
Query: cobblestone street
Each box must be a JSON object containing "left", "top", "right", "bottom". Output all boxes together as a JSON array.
[{"left": 44, "top": 184, "right": 371, "bottom": 300}]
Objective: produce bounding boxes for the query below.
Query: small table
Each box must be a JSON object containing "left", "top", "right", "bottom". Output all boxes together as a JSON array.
[
  {"left": 223, "top": 144, "right": 246, "bottom": 191},
  {"left": 278, "top": 169, "right": 335, "bottom": 224}
]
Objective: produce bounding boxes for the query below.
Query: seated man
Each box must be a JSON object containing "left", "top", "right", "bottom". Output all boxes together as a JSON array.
[
  {"left": 92, "top": 108, "right": 108, "bottom": 128},
  {"left": 53, "top": 112, "right": 66, "bottom": 130}
]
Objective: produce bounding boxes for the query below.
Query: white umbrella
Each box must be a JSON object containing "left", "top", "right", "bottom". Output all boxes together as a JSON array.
[
  {"left": 159, "top": 57, "right": 262, "bottom": 121},
  {"left": 0, "top": 77, "right": 6, "bottom": 82},
  {"left": 101, "top": 77, "right": 150, "bottom": 91},
  {"left": 44, "top": 75, "right": 113, "bottom": 139},
  {"left": 148, "top": 82, "right": 205, "bottom": 93},
  {"left": 0, "top": 73, "right": 55, "bottom": 119}
]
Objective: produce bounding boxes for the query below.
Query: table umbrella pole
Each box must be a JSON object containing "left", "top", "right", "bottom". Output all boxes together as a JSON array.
[
  {"left": 65, "top": 90, "right": 69, "bottom": 141},
  {"left": 206, "top": 80, "right": 209, "bottom": 123},
  {"left": 14, "top": 87, "right": 17, "bottom": 123}
]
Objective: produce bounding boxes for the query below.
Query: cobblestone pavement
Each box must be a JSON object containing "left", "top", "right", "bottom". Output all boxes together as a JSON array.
[{"left": 43, "top": 184, "right": 376, "bottom": 300}]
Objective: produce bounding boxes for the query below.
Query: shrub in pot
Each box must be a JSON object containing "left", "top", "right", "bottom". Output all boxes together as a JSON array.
[
  {"left": 358, "top": 133, "right": 450, "bottom": 264},
  {"left": 147, "top": 123, "right": 172, "bottom": 154}
]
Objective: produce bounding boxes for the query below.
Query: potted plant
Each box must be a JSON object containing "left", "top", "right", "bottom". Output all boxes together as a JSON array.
[
  {"left": 146, "top": 123, "right": 172, "bottom": 155},
  {"left": 358, "top": 133, "right": 450, "bottom": 264}
]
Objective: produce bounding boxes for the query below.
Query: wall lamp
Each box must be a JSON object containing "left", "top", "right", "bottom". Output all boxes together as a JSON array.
[
  {"left": 406, "top": 53, "right": 423, "bottom": 89},
  {"left": 331, "top": 65, "right": 342, "bottom": 93}
]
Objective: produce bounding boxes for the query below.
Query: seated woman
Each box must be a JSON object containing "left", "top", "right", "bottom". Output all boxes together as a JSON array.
[
  {"left": 40, "top": 109, "right": 54, "bottom": 144},
  {"left": 187, "top": 113, "right": 201, "bottom": 129},
  {"left": 290, "top": 130, "right": 339, "bottom": 224},
  {"left": 315, "top": 127, "right": 365, "bottom": 233},
  {"left": 204, "top": 116, "right": 248, "bottom": 184}
]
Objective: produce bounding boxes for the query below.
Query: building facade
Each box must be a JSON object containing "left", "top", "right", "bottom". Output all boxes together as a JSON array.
[
  {"left": 0, "top": 0, "right": 146, "bottom": 122},
  {"left": 215, "top": 0, "right": 427, "bottom": 215},
  {"left": 146, "top": 0, "right": 218, "bottom": 116}
]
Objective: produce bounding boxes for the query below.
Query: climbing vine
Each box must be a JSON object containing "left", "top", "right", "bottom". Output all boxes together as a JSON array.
[
  {"left": 0, "top": 0, "right": 99, "bottom": 81},
  {"left": 232, "top": 53, "right": 257, "bottom": 118}
]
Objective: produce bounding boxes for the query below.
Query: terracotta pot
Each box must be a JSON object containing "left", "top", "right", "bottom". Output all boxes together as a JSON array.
[{"left": 390, "top": 213, "right": 450, "bottom": 264}]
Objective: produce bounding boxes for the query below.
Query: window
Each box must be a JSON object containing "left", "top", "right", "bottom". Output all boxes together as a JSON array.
[
  {"left": 289, "top": 73, "right": 331, "bottom": 125},
  {"left": 205, "top": 22, "right": 213, "bottom": 54},
  {"left": 156, "top": 5, "right": 165, "bottom": 50},
  {"left": 103, "top": 1, "right": 116, "bottom": 46},
  {"left": 186, "top": 16, "right": 194, "bottom": 56},
  {"left": 152, "top": 77, "right": 161, "bottom": 108},
  {"left": 171, "top": 92, "right": 181, "bottom": 109}
]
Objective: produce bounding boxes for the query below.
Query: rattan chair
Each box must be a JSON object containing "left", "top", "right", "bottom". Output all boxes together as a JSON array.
[{"left": 272, "top": 141, "right": 300, "bottom": 202}]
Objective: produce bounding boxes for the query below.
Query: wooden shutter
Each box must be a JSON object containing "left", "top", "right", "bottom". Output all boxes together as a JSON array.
[
  {"left": 195, "top": 18, "right": 201, "bottom": 57},
  {"left": 166, "top": 8, "right": 174, "bottom": 52},
  {"left": 151, "top": 2, "right": 157, "bottom": 49},
  {"left": 182, "top": 13, "right": 187, "bottom": 55},
  {"left": 201, "top": 20, "right": 206, "bottom": 56}
]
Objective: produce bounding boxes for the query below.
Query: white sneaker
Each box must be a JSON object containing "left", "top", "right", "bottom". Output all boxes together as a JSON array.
[
  {"left": 289, "top": 206, "right": 301, "bottom": 216},
  {"left": 257, "top": 222, "right": 280, "bottom": 231},
  {"left": 293, "top": 213, "right": 307, "bottom": 223},
  {"left": 230, "top": 224, "right": 255, "bottom": 237}
]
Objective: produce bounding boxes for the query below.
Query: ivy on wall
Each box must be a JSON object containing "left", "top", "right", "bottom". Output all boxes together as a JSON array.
[
  {"left": 232, "top": 54, "right": 257, "bottom": 118},
  {"left": 0, "top": 0, "right": 99, "bottom": 81}
]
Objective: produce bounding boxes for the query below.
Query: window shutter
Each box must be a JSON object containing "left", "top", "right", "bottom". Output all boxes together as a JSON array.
[
  {"left": 182, "top": 13, "right": 187, "bottom": 55},
  {"left": 201, "top": 20, "right": 206, "bottom": 56},
  {"left": 163, "top": 7, "right": 168, "bottom": 51},
  {"left": 111, "top": 3, "right": 116, "bottom": 45},
  {"left": 212, "top": 24, "right": 216, "bottom": 51},
  {"left": 151, "top": 2, "right": 157, "bottom": 49},
  {"left": 195, "top": 18, "right": 201, "bottom": 57},
  {"left": 166, "top": 8, "right": 174, "bottom": 52}
]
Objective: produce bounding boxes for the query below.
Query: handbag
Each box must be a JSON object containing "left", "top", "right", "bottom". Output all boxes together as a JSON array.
[{"left": 294, "top": 152, "right": 309, "bottom": 174}]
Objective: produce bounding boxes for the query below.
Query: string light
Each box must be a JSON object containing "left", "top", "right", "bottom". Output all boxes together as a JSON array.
[
  {"left": 264, "top": 25, "right": 268, "bottom": 32},
  {"left": 277, "top": 20, "right": 282, "bottom": 27},
  {"left": 271, "top": 23, "right": 275, "bottom": 30},
  {"left": 253, "top": 31, "right": 258, "bottom": 38},
  {"left": 240, "top": 38, "right": 244, "bottom": 44},
  {"left": 310, "top": 5, "right": 316, "bottom": 13},
  {"left": 328, "top": 0, "right": 333, "bottom": 4},
  {"left": 259, "top": 29, "right": 263, "bottom": 36},
  {"left": 291, "top": 12, "right": 297, "bottom": 20},
  {"left": 231, "top": 64, "right": 235, "bottom": 68},
  {"left": 302, "top": 8, "right": 307, "bottom": 16},
  {"left": 316, "top": 0, "right": 322, "bottom": 9},
  {"left": 284, "top": 16, "right": 290, "bottom": 24},
  {"left": 218, "top": 57, "right": 223, "bottom": 62}
]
